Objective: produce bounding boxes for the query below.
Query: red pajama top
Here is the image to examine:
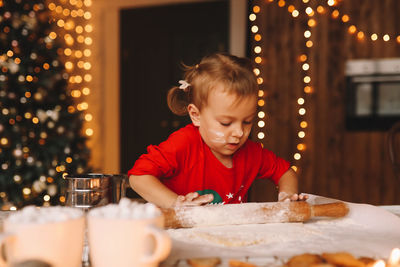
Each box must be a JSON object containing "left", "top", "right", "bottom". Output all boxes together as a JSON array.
[{"left": 128, "top": 124, "right": 290, "bottom": 204}]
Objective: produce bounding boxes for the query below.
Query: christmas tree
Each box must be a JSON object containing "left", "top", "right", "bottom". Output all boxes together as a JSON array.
[{"left": 0, "top": 0, "right": 91, "bottom": 209}]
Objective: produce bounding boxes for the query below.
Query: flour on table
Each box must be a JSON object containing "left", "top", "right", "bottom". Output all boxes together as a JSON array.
[{"left": 168, "top": 222, "right": 326, "bottom": 247}]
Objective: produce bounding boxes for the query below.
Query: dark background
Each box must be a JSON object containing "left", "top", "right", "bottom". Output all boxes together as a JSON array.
[{"left": 120, "top": 1, "right": 229, "bottom": 174}]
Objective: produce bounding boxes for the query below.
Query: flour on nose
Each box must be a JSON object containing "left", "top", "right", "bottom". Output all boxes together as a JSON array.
[{"left": 208, "top": 129, "right": 226, "bottom": 144}]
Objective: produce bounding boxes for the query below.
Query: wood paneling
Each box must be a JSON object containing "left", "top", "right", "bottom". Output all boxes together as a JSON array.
[{"left": 250, "top": 0, "right": 400, "bottom": 205}]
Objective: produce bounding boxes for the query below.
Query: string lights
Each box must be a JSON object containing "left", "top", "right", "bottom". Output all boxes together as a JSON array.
[
  {"left": 250, "top": 0, "right": 400, "bottom": 173},
  {"left": 48, "top": 0, "right": 93, "bottom": 141},
  {"left": 249, "top": 4, "right": 266, "bottom": 141}
]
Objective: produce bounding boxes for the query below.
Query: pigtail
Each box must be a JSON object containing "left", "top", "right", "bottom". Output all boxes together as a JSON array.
[
  {"left": 167, "top": 86, "right": 189, "bottom": 116},
  {"left": 167, "top": 64, "right": 197, "bottom": 116}
]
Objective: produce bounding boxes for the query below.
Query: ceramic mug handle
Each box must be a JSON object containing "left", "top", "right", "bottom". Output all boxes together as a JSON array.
[
  {"left": 0, "top": 232, "right": 14, "bottom": 266},
  {"left": 141, "top": 225, "right": 171, "bottom": 264}
]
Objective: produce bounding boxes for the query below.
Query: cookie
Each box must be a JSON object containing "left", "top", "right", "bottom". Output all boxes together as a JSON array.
[{"left": 187, "top": 257, "right": 221, "bottom": 267}]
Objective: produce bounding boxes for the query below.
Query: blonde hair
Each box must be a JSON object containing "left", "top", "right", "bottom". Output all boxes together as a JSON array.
[{"left": 167, "top": 53, "right": 258, "bottom": 116}]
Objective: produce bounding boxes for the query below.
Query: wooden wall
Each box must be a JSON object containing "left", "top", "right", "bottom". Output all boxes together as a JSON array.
[{"left": 250, "top": 0, "right": 400, "bottom": 205}]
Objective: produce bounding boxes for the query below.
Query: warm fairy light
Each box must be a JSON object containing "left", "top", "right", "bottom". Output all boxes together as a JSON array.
[
  {"left": 397, "top": 36, "right": 400, "bottom": 43},
  {"left": 317, "top": 6, "right": 325, "bottom": 14},
  {"left": 84, "top": 37, "right": 92, "bottom": 45},
  {"left": 43, "top": 195, "right": 50, "bottom": 202},
  {"left": 299, "top": 108, "right": 306, "bottom": 115},
  {"left": 327, "top": 0, "right": 336, "bottom": 6},
  {"left": 297, "top": 143, "right": 306, "bottom": 151},
  {"left": 82, "top": 87, "right": 90, "bottom": 95},
  {"left": 303, "top": 76, "right": 311, "bottom": 83},
  {"left": 85, "top": 128, "right": 93, "bottom": 136},
  {"left": 357, "top": 31, "right": 365, "bottom": 40},
  {"left": 254, "top": 68, "right": 260, "bottom": 76},
  {"left": 71, "top": 89, "right": 81, "bottom": 97},
  {"left": 254, "top": 34, "right": 262, "bottom": 41},
  {"left": 84, "top": 0, "right": 93, "bottom": 7},
  {"left": 299, "top": 54, "right": 307, "bottom": 62},
  {"left": 371, "top": 33, "right": 378, "bottom": 41},
  {"left": 298, "top": 131, "right": 305, "bottom": 138},
  {"left": 83, "top": 11, "right": 92, "bottom": 20},
  {"left": 341, "top": 14, "right": 349, "bottom": 23},
  {"left": 48, "top": 3, "right": 56, "bottom": 10},
  {"left": 372, "top": 260, "right": 385, "bottom": 267},
  {"left": 22, "top": 187, "right": 31, "bottom": 195},
  {"left": 348, "top": 25, "right": 357, "bottom": 34},
  {"left": 302, "top": 63, "right": 309, "bottom": 71},
  {"left": 83, "top": 49, "right": 91, "bottom": 57},
  {"left": 278, "top": 0, "right": 285, "bottom": 8},
  {"left": 294, "top": 153, "right": 301, "bottom": 160},
  {"left": 300, "top": 121, "right": 308, "bottom": 128},
  {"left": 253, "top": 5, "right": 260, "bottom": 13},
  {"left": 75, "top": 26, "right": 84, "bottom": 34},
  {"left": 287, "top": 5, "right": 295, "bottom": 13},
  {"left": 331, "top": 10, "right": 339, "bottom": 19},
  {"left": 65, "top": 61, "right": 73, "bottom": 70},
  {"left": 249, "top": 14, "right": 256, "bottom": 21},
  {"left": 305, "top": 7, "right": 314, "bottom": 16},
  {"left": 57, "top": 19, "right": 65, "bottom": 27},
  {"left": 388, "top": 248, "right": 400, "bottom": 265},
  {"left": 257, "top": 77, "right": 264, "bottom": 84},
  {"left": 251, "top": 26, "right": 259, "bottom": 33},
  {"left": 383, "top": 34, "right": 390, "bottom": 41},
  {"left": 308, "top": 19, "right": 316, "bottom": 27},
  {"left": 254, "top": 46, "right": 262, "bottom": 53},
  {"left": 258, "top": 111, "right": 265, "bottom": 119},
  {"left": 258, "top": 99, "right": 265, "bottom": 106},
  {"left": 304, "top": 86, "right": 313, "bottom": 93},
  {"left": 63, "top": 9, "right": 70, "bottom": 16},
  {"left": 292, "top": 10, "right": 299, "bottom": 17},
  {"left": 75, "top": 50, "right": 83, "bottom": 58},
  {"left": 306, "top": 40, "right": 313, "bottom": 47},
  {"left": 258, "top": 90, "right": 264, "bottom": 97},
  {"left": 297, "top": 98, "right": 305, "bottom": 105},
  {"left": 304, "top": 30, "right": 311, "bottom": 38},
  {"left": 85, "top": 25, "right": 93, "bottom": 32},
  {"left": 1, "top": 138, "right": 9, "bottom": 145}
]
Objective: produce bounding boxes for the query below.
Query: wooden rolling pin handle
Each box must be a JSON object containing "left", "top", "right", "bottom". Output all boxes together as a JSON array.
[{"left": 311, "top": 202, "right": 349, "bottom": 218}]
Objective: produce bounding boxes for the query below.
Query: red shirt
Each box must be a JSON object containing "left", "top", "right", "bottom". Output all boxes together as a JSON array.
[{"left": 128, "top": 124, "right": 290, "bottom": 204}]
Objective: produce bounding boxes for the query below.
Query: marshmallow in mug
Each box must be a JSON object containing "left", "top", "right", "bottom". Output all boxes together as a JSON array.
[
  {"left": 88, "top": 198, "right": 161, "bottom": 219},
  {"left": 7, "top": 206, "right": 84, "bottom": 224}
]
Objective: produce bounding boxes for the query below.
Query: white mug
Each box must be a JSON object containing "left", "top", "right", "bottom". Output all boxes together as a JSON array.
[
  {"left": 88, "top": 215, "right": 171, "bottom": 267},
  {"left": 0, "top": 215, "right": 85, "bottom": 267}
]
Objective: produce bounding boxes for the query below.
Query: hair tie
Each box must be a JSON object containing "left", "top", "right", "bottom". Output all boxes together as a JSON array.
[{"left": 178, "top": 80, "right": 190, "bottom": 92}]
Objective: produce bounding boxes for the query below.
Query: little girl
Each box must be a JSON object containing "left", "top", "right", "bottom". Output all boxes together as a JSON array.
[{"left": 128, "top": 53, "right": 304, "bottom": 208}]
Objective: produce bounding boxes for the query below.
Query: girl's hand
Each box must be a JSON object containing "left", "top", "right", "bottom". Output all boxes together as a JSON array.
[
  {"left": 278, "top": 192, "right": 308, "bottom": 202},
  {"left": 174, "top": 192, "right": 214, "bottom": 207}
]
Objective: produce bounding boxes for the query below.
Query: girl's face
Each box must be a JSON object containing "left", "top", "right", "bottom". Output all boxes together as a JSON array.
[{"left": 189, "top": 84, "right": 257, "bottom": 165}]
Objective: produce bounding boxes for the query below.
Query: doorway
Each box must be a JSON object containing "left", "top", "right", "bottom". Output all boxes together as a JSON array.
[{"left": 120, "top": 1, "right": 229, "bottom": 173}]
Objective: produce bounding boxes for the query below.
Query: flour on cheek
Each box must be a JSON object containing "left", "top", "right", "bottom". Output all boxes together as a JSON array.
[{"left": 208, "top": 129, "right": 226, "bottom": 144}]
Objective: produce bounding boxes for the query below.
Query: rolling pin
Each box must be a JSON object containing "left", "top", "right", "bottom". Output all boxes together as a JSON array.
[{"left": 161, "top": 201, "right": 349, "bottom": 228}]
